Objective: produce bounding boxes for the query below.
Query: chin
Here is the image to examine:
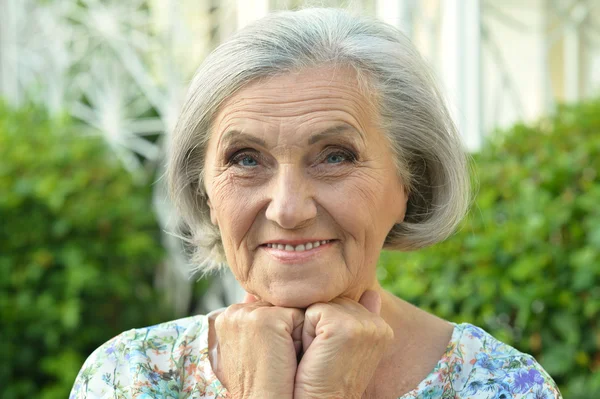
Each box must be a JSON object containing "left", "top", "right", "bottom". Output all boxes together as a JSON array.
[{"left": 261, "top": 284, "right": 337, "bottom": 309}]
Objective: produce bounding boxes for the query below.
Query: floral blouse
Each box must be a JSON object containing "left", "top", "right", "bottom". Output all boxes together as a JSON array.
[{"left": 70, "top": 315, "right": 562, "bottom": 398}]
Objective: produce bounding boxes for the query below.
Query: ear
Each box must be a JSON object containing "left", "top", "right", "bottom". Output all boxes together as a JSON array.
[{"left": 207, "top": 198, "right": 218, "bottom": 226}]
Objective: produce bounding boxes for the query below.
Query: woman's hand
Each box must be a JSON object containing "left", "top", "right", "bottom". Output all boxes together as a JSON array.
[
  {"left": 293, "top": 290, "right": 394, "bottom": 399},
  {"left": 214, "top": 294, "right": 304, "bottom": 399}
]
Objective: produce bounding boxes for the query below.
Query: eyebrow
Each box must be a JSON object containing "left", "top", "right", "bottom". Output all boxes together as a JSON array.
[
  {"left": 220, "top": 130, "right": 267, "bottom": 147},
  {"left": 220, "top": 123, "right": 364, "bottom": 148},
  {"left": 308, "top": 124, "right": 364, "bottom": 145}
]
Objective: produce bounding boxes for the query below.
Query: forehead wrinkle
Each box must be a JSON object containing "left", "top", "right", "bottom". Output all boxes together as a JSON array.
[
  {"left": 227, "top": 80, "right": 370, "bottom": 108},
  {"left": 213, "top": 120, "right": 243, "bottom": 153},
  {"left": 220, "top": 130, "right": 268, "bottom": 148},
  {"left": 224, "top": 99, "right": 363, "bottom": 119},
  {"left": 213, "top": 114, "right": 274, "bottom": 151},
  {"left": 307, "top": 124, "right": 365, "bottom": 147},
  {"left": 218, "top": 109, "right": 369, "bottom": 147},
  {"left": 212, "top": 69, "right": 378, "bottom": 150}
]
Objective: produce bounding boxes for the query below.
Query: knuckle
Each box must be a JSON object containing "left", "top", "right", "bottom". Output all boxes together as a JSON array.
[
  {"left": 246, "top": 309, "right": 265, "bottom": 324},
  {"left": 371, "top": 318, "right": 393, "bottom": 340},
  {"left": 289, "top": 307, "right": 305, "bottom": 318},
  {"left": 342, "top": 321, "right": 363, "bottom": 339},
  {"left": 372, "top": 317, "right": 387, "bottom": 330},
  {"left": 223, "top": 303, "right": 244, "bottom": 317},
  {"left": 292, "top": 311, "right": 305, "bottom": 327},
  {"left": 245, "top": 306, "right": 282, "bottom": 327},
  {"left": 306, "top": 302, "right": 328, "bottom": 313},
  {"left": 385, "top": 325, "right": 395, "bottom": 341},
  {"left": 220, "top": 303, "right": 272, "bottom": 327},
  {"left": 214, "top": 313, "right": 228, "bottom": 332},
  {"left": 364, "top": 321, "right": 379, "bottom": 338}
]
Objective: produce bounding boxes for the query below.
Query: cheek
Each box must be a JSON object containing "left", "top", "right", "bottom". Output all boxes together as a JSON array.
[
  {"left": 320, "top": 168, "right": 390, "bottom": 231},
  {"left": 317, "top": 173, "right": 387, "bottom": 260},
  {"left": 209, "top": 173, "right": 262, "bottom": 244}
]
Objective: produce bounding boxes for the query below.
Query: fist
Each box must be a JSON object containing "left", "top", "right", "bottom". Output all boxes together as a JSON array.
[
  {"left": 294, "top": 290, "right": 394, "bottom": 399},
  {"left": 214, "top": 294, "right": 304, "bottom": 399}
]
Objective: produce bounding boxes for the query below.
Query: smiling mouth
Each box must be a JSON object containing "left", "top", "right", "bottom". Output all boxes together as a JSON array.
[{"left": 262, "top": 240, "right": 335, "bottom": 252}]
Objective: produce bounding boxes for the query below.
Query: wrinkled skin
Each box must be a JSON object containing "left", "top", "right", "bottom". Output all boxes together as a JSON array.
[
  {"left": 293, "top": 291, "right": 393, "bottom": 399},
  {"left": 213, "top": 290, "right": 392, "bottom": 399},
  {"left": 204, "top": 66, "right": 407, "bottom": 309},
  {"left": 213, "top": 295, "right": 304, "bottom": 399},
  {"left": 204, "top": 66, "right": 450, "bottom": 398}
]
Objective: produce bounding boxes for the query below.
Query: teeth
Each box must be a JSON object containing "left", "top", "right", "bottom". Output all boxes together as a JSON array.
[{"left": 266, "top": 240, "right": 330, "bottom": 252}]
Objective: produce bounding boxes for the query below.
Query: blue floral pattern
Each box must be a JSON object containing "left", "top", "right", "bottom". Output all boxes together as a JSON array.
[{"left": 70, "top": 316, "right": 561, "bottom": 398}]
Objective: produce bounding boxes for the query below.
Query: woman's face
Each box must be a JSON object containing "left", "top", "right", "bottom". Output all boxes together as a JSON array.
[{"left": 204, "top": 66, "right": 408, "bottom": 308}]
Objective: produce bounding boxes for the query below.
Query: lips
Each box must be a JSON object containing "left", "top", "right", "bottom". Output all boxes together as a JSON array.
[{"left": 263, "top": 240, "right": 333, "bottom": 252}]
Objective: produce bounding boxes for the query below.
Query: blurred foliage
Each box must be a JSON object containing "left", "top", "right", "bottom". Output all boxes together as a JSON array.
[
  {"left": 0, "top": 103, "right": 173, "bottom": 399},
  {"left": 379, "top": 99, "right": 600, "bottom": 397}
]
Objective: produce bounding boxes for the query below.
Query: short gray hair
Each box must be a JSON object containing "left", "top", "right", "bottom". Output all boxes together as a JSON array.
[{"left": 167, "top": 7, "right": 472, "bottom": 275}]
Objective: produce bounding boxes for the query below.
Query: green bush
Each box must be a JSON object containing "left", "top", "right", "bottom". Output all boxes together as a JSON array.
[
  {"left": 0, "top": 104, "right": 173, "bottom": 399},
  {"left": 379, "top": 99, "right": 600, "bottom": 397}
]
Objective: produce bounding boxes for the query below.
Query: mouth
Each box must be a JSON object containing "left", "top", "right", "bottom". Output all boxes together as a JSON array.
[
  {"left": 261, "top": 239, "right": 335, "bottom": 252},
  {"left": 259, "top": 239, "right": 337, "bottom": 263}
]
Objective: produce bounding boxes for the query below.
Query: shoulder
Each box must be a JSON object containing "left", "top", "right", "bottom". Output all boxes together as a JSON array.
[
  {"left": 69, "top": 314, "right": 226, "bottom": 399},
  {"left": 443, "top": 323, "right": 562, "bottom": 398}
]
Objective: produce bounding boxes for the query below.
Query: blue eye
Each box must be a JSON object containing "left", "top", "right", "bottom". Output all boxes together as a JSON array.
[
  {"left": 229, "top": 150, "right": 260, "bottom": 167},
  {"left": 326, "top": 153, "right": 347, "bottom": 164},
  {"left": 324, "top": 147, "right": 358, "bottom": 164},
  {"left": 237, "top": 155, "right": 258, "bottom": 167}
]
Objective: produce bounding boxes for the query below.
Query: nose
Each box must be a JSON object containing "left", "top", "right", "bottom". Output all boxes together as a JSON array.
[{"left": 265, "top": 165, "right": 317, "bottom": 229}]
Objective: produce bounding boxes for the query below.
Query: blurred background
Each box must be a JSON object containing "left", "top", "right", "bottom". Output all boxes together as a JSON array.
[{"left": 1, "top": 0, "right": 599, "bottom": 397}]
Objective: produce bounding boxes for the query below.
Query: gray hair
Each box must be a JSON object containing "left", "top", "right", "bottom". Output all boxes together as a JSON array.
[{"left": 167, "top": 7, "right": 472, "bottom": 275}]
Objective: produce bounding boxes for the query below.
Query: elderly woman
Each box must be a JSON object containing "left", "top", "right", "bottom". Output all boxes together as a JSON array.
[{"left": 71, "top": 8, "right": 561, "bottom": 399}]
